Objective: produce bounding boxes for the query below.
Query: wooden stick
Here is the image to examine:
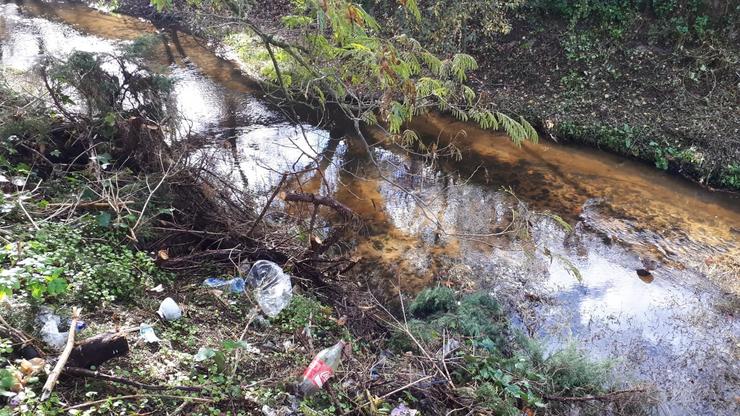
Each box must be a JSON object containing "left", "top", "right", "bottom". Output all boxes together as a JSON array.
[
  {"left": 41, "top": 306, "right": 80, "bottom": 401},
  {"left": 63, "top": 367, "right": 203, "bottom": 392},
  {"left": 283, "top": 192, "right": 355, "bottom": 220},
  {"left": 65, "top": 394, "right": 211, "bottom": 411},
  {"left": 0, "top": 314, "right": 46, "bottom": 358},
  {"left": 342, "top": 375, "right": 434, "bottom": 415}
]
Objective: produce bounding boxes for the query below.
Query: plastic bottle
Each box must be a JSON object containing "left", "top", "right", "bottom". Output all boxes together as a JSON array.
[
  {"left": 35, "top": 309, "right": 67, "bottom": 351},
  {"left": 202, "top": 277, "right": 245, "bottom": 294},
  {"left": 298, "top": 340, "right": 346, "bottom": 396},
  {"left": 246, "top": 260, "right": 293, "bottom": 317}
]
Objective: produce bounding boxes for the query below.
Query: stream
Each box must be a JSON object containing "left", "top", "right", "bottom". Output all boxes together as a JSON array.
[{"left": 1, "top": 1, "right": 738, "bottom": 414}]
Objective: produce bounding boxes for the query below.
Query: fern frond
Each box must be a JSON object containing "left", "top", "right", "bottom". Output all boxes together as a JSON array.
[
  {"left": 451, "top": 107, "right": 468, "bottom": 122},
  {"left": 496, "top": 112, "right": 527, "bottom": 145},
  {"left": 403, "top": 0, "right": 422, "bottom": 22},
  {"left": 462, "top": 85, "right": 476, "bottom": 105},
  {"left": 361, "top": 111, "right": 378, "bottom": 125},
  {"left": 470, "top": 109, "right": 499, "bottom": 130},
  {"left": 519, "top": 116, "right": 539, "bottom": 143},
  {"left": 421, "top": 52, "right": 443, "bottom": 76},
  {"left": 451, "top": 54, "right": 478, "bottom": 82},
  {"left": 401, "top": 129, "right": 419, "bottom": 146}
]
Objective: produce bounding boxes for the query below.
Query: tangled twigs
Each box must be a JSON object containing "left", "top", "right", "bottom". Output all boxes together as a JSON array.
[
  {"left": 0, "top": 313, "right": 46, "bottom": 358},
  {"left": 342, "top": 375, "right": 435, "bottom": 415},
  {"left": 41, "top": 306, "right": 81, "bottom": 401},
  {"left": 64, "top": 394, "right": 212, "bottom": 411},
  {"left": 247, "top": 173, "right": 287, "bottom": 237}
]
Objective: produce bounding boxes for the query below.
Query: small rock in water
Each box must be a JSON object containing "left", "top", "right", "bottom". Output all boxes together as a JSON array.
[
  {"left": 641, "top": 257, "right": 659, "bottom": 271},
  {"left": 636, "top": 269, "right": 654, "bottom": 283}
]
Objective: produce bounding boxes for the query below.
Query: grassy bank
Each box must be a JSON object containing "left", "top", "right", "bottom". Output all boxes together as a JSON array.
[{"left": 364, "top": 0, "right": 739, "bottom": 190}]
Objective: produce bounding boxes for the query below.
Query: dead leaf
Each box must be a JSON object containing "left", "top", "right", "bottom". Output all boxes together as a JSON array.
[{"left": 19, "top": 358, "right": 45, "bottom": 376}]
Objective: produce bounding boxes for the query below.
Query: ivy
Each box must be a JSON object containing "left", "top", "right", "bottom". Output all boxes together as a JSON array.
[{"left": 0, "top": 222, "right": 171, "bottom": 305}]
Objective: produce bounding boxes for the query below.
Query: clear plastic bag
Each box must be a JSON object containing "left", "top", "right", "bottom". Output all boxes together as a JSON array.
[{"left": 246, "top": 260, "right": 293, "bottom": 317}]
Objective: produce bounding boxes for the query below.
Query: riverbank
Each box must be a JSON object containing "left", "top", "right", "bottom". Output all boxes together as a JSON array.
[
  {"left": 363, "top": 0, "right": 739, "bottom": 190},
  {"left": 476, "top": 5, "right": 740, "bottom": 191}
]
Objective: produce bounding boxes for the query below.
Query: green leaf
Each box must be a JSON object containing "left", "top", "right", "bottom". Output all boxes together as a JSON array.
[
  {"left": 96, "top": 211, "right": 112, "bottom": 227},
  {"left": 46, "top": 277, "right": 68, "bottom": 296},
  {"left": 505, "top": 383, "right": 523, "bottom": 398},
  {"left": 29, "top": 281, "right": 46, "bottom": 299},
  {"left": 0, "top": 369, "right": 16, "bottom": 392},
  {"left": 213, "top": 351, "right": 226, "bottom": 372},
  {"left": 103, "top": 113, "right": 116, "bottom": 127},
  {"left": 194, "top": 347, "right": 216, "bottom": 362},
  {"left": 222, "top": 340, "right": 250, "bottom": 351}
]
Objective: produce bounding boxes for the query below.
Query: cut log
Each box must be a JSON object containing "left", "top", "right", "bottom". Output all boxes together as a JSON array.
[{"left": 67, "top": 331, "right": 129, "bottom": 369}]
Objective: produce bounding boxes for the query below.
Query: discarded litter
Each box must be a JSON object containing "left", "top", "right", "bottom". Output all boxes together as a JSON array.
[
  {"left": 35, "top": 308, "right": 67, "bottom": 350},
  {"left": 148, "top": 284, "right": 164, "bottom": 293},
  {"left": 19, "top": 358, "right": 45, "bottom": 377},
  {"left": 369, "top": 350, "right": 391, "bottom": 381},
  {"left": 139, "top": 323, "right": 161, "bottom": 343},
  {"left": 246, "top": 260, "right": 293, "bottom": 317},
  {"left": 438, "top": 338, "right": 460, "bottom": 358},
  {"left": 298, "top": 340, "right": 346, "bottom": 396},
  {"left": 391, "top": 404, "right": 418, "bottom": 416},
  {"left": 202, "top": 277, "right": 245, "bottom": 294},
  {"left": 157, "top": 297, "right": 181, "bottom": 321}
]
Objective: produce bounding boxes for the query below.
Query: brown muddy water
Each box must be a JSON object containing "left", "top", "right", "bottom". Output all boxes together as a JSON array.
[{"left": 2, "top": 1, "right": 739, "bottom": 414}]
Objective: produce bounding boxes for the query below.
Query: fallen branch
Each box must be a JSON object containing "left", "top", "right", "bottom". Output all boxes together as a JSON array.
[
  {"left": 41, "top": 306, "right": 80, "bottom": 401},
  {"left": 63, "top": 367, "right": 203, "bottom": 392},
  {"left": 544, "top": 388, "right": 647, "bottom": 402},
  {"left": 343, "top": 375, "right": 434, "bottom": 415},
  {"left": 283, "top": 192, "right": 355, "bottom": 220},
  {"left": 247, "top": 173, "right": 287, "bottom": 236},
  {"left": 64, "top": 394, "right": 211, "bottom": 411}
]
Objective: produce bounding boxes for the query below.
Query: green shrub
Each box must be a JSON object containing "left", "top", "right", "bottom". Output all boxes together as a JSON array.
[
  {"left": 720, "top": 163, "right": 740, "bottom": 190},
  {"left": 542, "top": 343, "right": 611, "bottom": 395},
  {"left": 393, "top": 290, "right": 615, "bottom": 412},
  {"left": 0, "top": 221, "right": 171, "bottom": 304},
  {"left": 409, "top": 286, "right": 456, "bottom": 318},
  {"left": 435, "top": 292, "right": 507, "bottom": 341}
]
